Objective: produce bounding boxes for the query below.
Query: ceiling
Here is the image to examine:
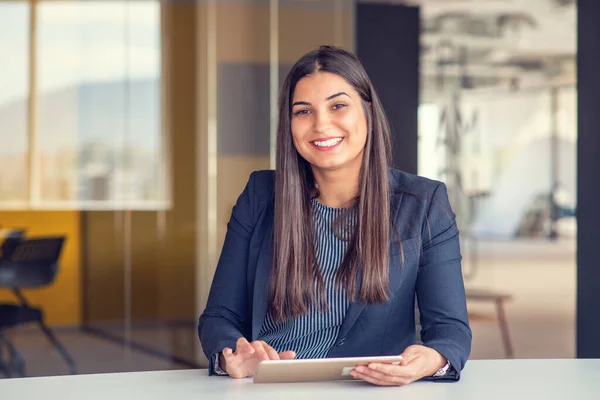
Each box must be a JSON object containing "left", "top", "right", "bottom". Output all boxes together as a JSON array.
[{"left": 397, "top": 0, "right": 577, "bottom": 95}]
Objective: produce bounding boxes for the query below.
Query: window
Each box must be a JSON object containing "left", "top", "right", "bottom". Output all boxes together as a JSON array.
[
  {"left": 0, "top": 2, "right": 29, "bottom": 206},
  {"left": 0, "top": 0, "right": 168, "bottom": 210}
]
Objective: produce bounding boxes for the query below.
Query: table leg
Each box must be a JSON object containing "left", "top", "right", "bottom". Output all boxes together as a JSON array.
[{"left": 495, "top": 299, "right": 514, "bottom": 358}]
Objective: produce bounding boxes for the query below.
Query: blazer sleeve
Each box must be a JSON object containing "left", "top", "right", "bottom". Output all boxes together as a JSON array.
[
  {"left": 198, "top": 172, "right": 258, "bottom": 375},
  {"left": 416, "top": 182, "right": 472, "bottom": 381}
]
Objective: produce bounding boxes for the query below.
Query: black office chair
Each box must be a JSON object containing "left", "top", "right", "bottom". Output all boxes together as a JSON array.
[{"left": 0, "top": 236, "right": 77, "bottom": 377}]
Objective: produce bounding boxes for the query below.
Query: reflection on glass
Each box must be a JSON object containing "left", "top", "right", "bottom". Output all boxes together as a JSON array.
[
  {"left": 37, "top": 1, "right": 164, "bottom": 208},
  {"left": 0, "top": 3, "right": 29, "bottom": 205},
  {"left": 429, "top": 90, "right": 577, "bottom": 239},
  {"left": 419, "top": 0, "right": 576, "bottom": 360}
]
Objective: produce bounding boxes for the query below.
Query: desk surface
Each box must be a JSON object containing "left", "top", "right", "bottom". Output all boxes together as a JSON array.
[{"left": 2, "top": 359, "right": 599, "bottom": 400}]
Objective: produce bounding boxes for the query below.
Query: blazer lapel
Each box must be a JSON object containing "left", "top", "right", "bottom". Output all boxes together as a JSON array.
[
  {"left": 388, "top": 191, "right": 406, "bottom": 294},
  {"left": 337, "top": 190, "right": 404, "bottom": 341},
  {"left": 337, "top": 293, "right": 367, "bottom": 342},
  {"left": 251, "top": 212, "right": 273, "bottom": 340}
]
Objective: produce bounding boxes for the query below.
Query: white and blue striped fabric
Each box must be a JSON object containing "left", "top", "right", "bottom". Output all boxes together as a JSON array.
[{"left": 257, "top": 198, "right": 356, "bottom": 359}]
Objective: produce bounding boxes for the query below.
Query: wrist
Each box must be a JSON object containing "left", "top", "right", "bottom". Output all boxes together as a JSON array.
[
  {"left": 428, "top": 348, "right": 448, "bottom": 376},
  {"left": 219, "top": 352, "right": 227, "bottom": 372},
  {"left": 432, "top": 359, "right": 451, "bottom": 377},
  {"left": 212, "top": 352, "right": 229, "bottom": 376},
  {"left": 436, "top": 355, "right": 447, "bottom": 370}
]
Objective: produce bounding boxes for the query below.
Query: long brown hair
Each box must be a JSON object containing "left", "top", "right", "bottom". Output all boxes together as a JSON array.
[{"left": 269, "top": 45, "right": 393, "bottom": 322}]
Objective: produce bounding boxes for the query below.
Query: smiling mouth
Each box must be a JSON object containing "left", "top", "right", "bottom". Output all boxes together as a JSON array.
[{"left": 311, "top": 137, "right": 343, "bottom": 147}]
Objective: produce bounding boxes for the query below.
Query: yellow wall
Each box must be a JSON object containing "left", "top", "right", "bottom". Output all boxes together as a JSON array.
[{"left": 0, "top": 211, "right": 80, "bottom": 325}]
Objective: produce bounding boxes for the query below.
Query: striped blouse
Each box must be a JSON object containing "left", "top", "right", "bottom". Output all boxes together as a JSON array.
[{"left": 257, "top": 198, "right": 357, "bottom": 359}]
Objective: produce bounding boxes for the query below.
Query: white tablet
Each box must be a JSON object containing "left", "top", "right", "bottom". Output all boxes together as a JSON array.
[{"left": 253, "top": 355, "right": 403, "bottom": 383}]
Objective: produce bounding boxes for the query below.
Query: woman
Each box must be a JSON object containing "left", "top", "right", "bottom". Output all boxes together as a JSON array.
[{"left": 198, "top": 45, "right": 471, "bottom": 386}]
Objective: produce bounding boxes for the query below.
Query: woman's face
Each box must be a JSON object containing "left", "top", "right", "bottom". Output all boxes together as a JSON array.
[{"left": 290, "top": 72, "right": 368, "bottom": 175}]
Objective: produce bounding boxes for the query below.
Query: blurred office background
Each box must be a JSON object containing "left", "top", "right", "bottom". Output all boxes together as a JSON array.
[{"left": 0, "top": 0, "right": 578, "bottom": 378}]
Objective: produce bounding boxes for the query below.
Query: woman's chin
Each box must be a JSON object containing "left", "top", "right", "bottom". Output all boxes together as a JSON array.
[{"left": 310, "top": 160, "right": 348, "bottom": 172}]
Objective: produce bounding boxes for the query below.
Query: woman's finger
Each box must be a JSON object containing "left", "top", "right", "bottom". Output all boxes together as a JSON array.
[
  {"left": 235, "top": 337, "right": 254, "bottom": 355},
  {"left": 251, "top": 341, "right": 270, "bottom": 361},
  {"left": 222, "top": 347, "right": 237, "bottom": 365},
  {"left": 351, "top": 368, "right": 402, "bottom": 386},
  {"left": 221, "top": 347, "right": 245, "bottom": 378},
  {"left": 368, "top": 356, "right": 421, "bottom": 379},
  {"left": 279, "top": 350, "right": 296, "bottom": 360},
  {"left": 222, "top": 347, "right": 233, "bottom": 357},
  {"left": 399, "top": 350, "right": 420, "bottom": 366},
  {"left": 260, "top": 342, "right": 280, "bottom": 360}
]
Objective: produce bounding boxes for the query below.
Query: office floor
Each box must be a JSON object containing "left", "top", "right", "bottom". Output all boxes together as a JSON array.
[
  {"left": 0, "top": 239, "right": 576, "bottom": 378},
  {"left": 464, "top": 238, "right": 576, "bottom": 360},
  {"left": 0, "top": 328, "right": 188, "bottom": 378}
]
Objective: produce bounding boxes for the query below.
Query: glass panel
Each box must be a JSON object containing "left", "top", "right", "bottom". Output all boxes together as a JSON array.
[
  {"left": 0, "top": 2, "right": 29, "bottom": 206},
  {"left": 2, "top": 0, "right": 357, "bottom": 379},
  {"left": 420, "top": 1, "right": 577, "bottom": 359},
  {"left": 82, "top": 0, "right": 197, "bottom": 371},
  {"left": 36, "top": 1, "right": 164, "bottom": 209}
]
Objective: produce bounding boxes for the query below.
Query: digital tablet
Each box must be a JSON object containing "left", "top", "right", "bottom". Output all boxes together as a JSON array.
[{"left": 253, "top": 355, "right": 403, "bottom": 383}]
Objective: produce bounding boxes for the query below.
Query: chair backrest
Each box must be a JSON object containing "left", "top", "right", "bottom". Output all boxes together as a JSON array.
[
  {"left": 0, "top": 236, "right": 66, "bottom": 289},
  {"left": 0, "top": 230, "right": 25, "bottom": 258},
  {"left": 0, "top": 229, "right": 26, "bottom": 239}
]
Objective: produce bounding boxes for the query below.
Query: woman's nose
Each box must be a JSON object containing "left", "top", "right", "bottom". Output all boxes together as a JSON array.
[{"left": 313, "top": 111, "right": 332, "bottom": 133}]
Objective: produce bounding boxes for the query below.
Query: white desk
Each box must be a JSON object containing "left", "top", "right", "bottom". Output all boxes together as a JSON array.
[{"left": 1, "top": 359, "right": 599, "bottom": 400}]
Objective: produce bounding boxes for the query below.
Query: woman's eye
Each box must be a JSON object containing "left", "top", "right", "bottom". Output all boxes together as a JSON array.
[
  {"left": 332, "top": 103, "right": 346, "bottom": 110},
  {"left": 294, "top": 109, "right": 310, "bottom": 116}
]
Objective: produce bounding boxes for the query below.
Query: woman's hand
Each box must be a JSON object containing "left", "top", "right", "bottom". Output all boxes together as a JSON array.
[
  {"left": 220, "top": 337, "right": 296, "bottom": 379},
  {"left": 350, "top": 345, "right": 447, "bottom": 386}
]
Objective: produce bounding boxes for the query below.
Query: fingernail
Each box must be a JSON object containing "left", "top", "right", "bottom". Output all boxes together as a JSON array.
[{"left": 368, "top": 364, "right": 376, "bottom": 370}]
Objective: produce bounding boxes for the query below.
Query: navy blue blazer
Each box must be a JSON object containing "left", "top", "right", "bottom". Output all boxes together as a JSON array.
[{"left": 198, "top": 169, "right": 472, "bottom": 381}]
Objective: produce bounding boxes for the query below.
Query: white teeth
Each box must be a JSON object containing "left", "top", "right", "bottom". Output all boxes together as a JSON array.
[{"left": 313, "top": 138, "right": 342, "bottom": 147}]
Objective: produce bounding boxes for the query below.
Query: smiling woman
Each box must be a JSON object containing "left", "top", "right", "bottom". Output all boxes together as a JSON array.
[
  {"left": 198, "top": 45, "right": 472, "bottom": 387},
  {"left": 291, "top": 74, "right": 368, "bottom": 178},
  {"left": 271, "top": 46, "right": 393, "bottom": 321}
]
